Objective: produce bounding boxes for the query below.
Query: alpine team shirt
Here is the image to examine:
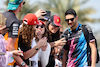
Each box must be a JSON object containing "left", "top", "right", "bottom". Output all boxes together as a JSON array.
[{"left": 62, "top": 23, "right": 95, "bottom": 67}]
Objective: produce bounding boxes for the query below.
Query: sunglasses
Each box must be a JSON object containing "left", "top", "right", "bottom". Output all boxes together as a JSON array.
[
  {"left": 36, "top": 25, "right": 44, "bottom": 28},
  {"left": 65, "top": 17, "right": 76, "bottom": 22},
  {"left": 23, "top": 1, "right": 25, "bottom": 5},
  {"left": 60, "top": 32, "right": 63, "bottom": 34}
]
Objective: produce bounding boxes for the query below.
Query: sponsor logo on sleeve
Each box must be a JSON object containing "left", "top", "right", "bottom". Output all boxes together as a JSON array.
[{"left": 12, "top": 23, "right": 18, "bottom": 35}]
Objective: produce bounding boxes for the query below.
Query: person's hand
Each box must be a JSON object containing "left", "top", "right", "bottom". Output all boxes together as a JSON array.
[
  {"left": 54, "top": 38, "right": 67, "bottom": 46},
  {"left": 41, "top": 45, "right": 47, "bottom": 51},
  {"left": 0, "top": 25, "right": 8, "bottom": 34},
  {"left": 37, "top": 37, "right": 47, "bottom": 48},
  {"left": 55, "top": 46, "right": 63, "bottom": 54},
  {"left": 35, "top": 9, "right": 46, "bottom": 18},
  {"left": 11, "top": 50, "right": 23, "bottom": 56}
]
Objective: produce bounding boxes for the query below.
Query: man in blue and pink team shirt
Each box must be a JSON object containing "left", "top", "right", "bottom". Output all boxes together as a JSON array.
[{"left": 62, "top": 9, "right": 97, "bottom": 67}]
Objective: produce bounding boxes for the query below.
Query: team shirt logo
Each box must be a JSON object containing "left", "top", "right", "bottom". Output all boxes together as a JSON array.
[
  {"left": 12, "top": 23, "right": 18, "bottom": 35},
  {"left": 57, "top": 19, "right": 59, "bottom": 22}
]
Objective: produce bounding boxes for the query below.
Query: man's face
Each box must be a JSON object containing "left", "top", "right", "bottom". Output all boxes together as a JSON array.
[
  {"left": 65, "top": 15, "right": 77, "bottom": 28},
  {"left": 19, "top": 1, "right": 25, "bottom": 12}
]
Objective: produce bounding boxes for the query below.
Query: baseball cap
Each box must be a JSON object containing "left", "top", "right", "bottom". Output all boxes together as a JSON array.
[
  {"left": 0, "top": 13, "right": 6, "bottom": 26},
  {"left": 49, "top": 15, "right": 61, "bottom": 27},
  {"left": 7, "top": 0, "right": 23, "bottom": 10},
  {"left": 38, "top": 20, "right": 45, "bottom": 25},
  {"left": 23, "top": 13, "right": 38, "bottom": 25}
]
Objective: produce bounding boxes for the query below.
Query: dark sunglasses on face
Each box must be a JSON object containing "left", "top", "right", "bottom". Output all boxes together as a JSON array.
[
  {"left": 65, "top": 17, "right": 75, "bottom": 22},
  {"left": 60, "top": 32, "right": 63, "bottom": 34},
  {"left": 23, "top": 1, "right": 25, "bottom": 5},
  {"left": 36, "top": 25, "right": 44, "bottom": 28}
]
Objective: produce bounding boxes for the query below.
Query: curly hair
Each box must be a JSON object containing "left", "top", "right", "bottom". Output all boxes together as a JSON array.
[{"left": 20, "top": 23, "right": 35, "bottom": 47}]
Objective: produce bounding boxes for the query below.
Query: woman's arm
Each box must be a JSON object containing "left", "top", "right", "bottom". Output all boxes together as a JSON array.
[
  {"left": 49, "top": 38, "right": 66, "bottom": 48},
  {"left": 22, "top": 37, "right": 47, "bottom": 60}
]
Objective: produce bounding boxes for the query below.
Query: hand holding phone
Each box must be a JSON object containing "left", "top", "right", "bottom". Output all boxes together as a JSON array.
[
  {"left": 42, "top": 11, "right": 51, "bottom": 17},
  {"left": 18, "top": 47, "right": 24, "bottom": 56},
  {"left": 35, "top": 9, "right": 46, "bottom": 18}
]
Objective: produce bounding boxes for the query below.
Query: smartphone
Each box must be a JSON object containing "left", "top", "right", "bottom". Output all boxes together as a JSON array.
[
  {"left": 45, "top": 11, "right": 51, "bottom": 17},
  {"left": 18, "top": 47, "right": 24, "bottom": 56},
  {"left": 42, "top": 11, "right": 51, "bottom": 17}
]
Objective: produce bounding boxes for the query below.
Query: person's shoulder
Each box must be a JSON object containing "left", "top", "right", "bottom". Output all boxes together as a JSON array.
[
  {"left": 82, "top": 24, "right": 93, "bottom": 33},
  {"left": 63, "top": 28, "right": 69, "bottom": 35},
  {"left": 60, "top": 29, "right": 69, "bottom": 38},
  {"left": 3, "top": 11, "right": 8, "bottom": 14},
  {"left": 3, "top": 11, "right": 20, "bottom": 24}
]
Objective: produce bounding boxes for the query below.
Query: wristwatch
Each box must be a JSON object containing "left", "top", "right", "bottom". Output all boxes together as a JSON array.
[
  {"left": 20, "top": 61, "right": 25, "bottom": 67},
  {"left": 36, "top": 47, "right": 39, "bottom": 50}
]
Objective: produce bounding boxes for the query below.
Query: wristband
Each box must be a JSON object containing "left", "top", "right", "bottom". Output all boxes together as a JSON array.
[
  {"left": 35, "top": 46, "right": 39, "bottom": 50},
  {"left": 20, "top": 61, "right": 25, "bottom": 66}
]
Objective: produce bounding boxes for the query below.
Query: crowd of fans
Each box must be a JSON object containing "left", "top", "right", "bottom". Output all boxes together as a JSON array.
[{"left": 0, "top": 0, "right": 98, "bottom": 67}]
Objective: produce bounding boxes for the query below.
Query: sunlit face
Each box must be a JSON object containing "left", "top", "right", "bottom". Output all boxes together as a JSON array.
[
  {"left": 65, "top": 15, "right": 77, "bottom": 28},
  {"left": 35, "top": 24, "right": 45, "bottom": 36},
  {"left": 48, "top": 23, "right": 59, "bottom": 34}
]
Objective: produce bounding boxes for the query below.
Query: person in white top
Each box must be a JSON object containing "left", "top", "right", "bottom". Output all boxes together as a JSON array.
[{"left": 29, "top": 20, "right": 51, "bottom": 67}]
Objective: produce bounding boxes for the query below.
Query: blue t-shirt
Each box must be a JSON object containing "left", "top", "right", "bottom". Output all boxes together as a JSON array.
[{"left": 61, "top": 23, "right": 95, "bottom": 67}]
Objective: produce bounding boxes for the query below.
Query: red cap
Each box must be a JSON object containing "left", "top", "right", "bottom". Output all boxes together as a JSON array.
[
  {"left": 50, "top": 15, "right": 61, "bottom": 27},
  {"left": 23, "top": 13, "right": 38, "bottom": 25},
  {"left": 38, "top": 20, "right": 45, "bottom": 25}
]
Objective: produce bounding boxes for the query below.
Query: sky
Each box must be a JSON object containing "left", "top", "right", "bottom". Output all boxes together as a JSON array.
[{"left": 80, "top": 0, "right": 100, "bottom": 19}]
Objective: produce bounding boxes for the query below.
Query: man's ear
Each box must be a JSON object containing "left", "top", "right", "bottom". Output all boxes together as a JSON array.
[
  {"left": 19, "top": 3, "right": 21, "bottom": 7},
  {"left": 76, "top": 16, "right": 78, "bottom": 20}
]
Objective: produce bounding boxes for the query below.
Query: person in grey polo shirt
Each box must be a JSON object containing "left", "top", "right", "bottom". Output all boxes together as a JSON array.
[{"left": 3, "top": 0, "right": 28, "bottom": 67}]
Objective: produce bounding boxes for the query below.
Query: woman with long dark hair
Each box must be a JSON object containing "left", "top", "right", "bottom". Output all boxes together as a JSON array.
[{"left": 45, "top": 15, "right": 66, "bottom": 67}]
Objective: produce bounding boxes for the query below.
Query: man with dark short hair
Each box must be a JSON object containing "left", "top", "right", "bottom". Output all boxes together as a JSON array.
[
  {"left": 3, "top": 0, "right": 28, "bottom": 67},
  {"left": 62, "top": 9, "right": 97, "bottom": 67}
]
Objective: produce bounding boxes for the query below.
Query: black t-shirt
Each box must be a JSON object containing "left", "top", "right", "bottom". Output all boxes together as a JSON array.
[
  {"left": 18, "top": 35, "right": 31, "bottom": 65},
  {"left": 3, "top": 11, "right": 20, "bottom": 38}
]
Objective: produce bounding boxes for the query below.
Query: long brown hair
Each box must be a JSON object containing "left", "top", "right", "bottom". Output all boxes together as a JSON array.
[{"left": 20, "top": 23, "right": 35, "bottom": 47}]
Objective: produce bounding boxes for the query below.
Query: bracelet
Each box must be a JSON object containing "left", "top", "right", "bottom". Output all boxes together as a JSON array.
[
  {"left": 34, "top": 46, "right": 39, "bottom": 50},
  {"left": 20, "top": 61, "right": 25, "bottom": 67}
]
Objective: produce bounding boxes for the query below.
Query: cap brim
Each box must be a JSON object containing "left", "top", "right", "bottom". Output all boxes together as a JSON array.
[
  {"left": 7, "top": 3, "right": 19, "bottom": 10},
  {"left": 51, "top": 22, "right": 61, "bottom": 27}
]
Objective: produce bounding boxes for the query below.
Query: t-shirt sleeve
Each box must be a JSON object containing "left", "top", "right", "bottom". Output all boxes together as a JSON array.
[
  {"left": 86, "top": 25, "right": 95, "bottom": 43},
  {"left": 8, "top": 22, "right": 19, "bottom": 38}
]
